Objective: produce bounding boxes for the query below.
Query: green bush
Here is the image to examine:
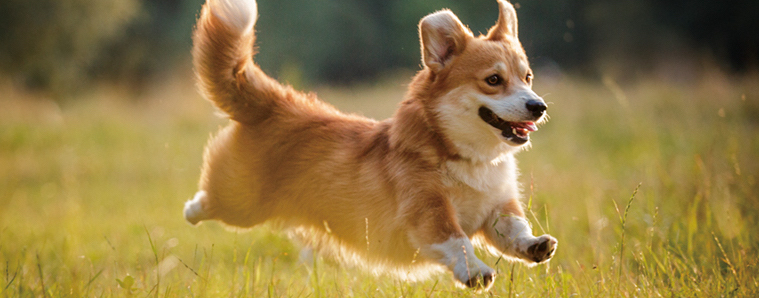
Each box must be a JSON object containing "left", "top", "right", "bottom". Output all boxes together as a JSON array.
[
  {"left": 0, "top": 0, "right": 757, "bottom": 95},
  {"left": 0, "top": 0, "right": 140, "bottom": 94}
]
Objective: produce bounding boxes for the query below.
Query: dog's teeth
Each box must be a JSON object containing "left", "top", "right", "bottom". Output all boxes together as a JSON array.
[{"left": 512, "top": 128, "right": 518, "bottom": 135}]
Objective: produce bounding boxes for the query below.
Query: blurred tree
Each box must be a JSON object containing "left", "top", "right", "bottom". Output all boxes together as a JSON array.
[
  {"left": 0, "top": 0, "right": 140, "bottom": 94},
  {"left": 653, "top": 0, "right": 759, "bottom": 71},
  {"left": 0, "top": 0, "right": 757, "bottom": 96},
  {"left": 517, "top": 0, "right": 591, "bottom": 70},
  {"left": 90, "top": 0, "right": 204, "bottom": 88},
  {"left": 255, "top": 0, "right": 388, "bottom": 85}
]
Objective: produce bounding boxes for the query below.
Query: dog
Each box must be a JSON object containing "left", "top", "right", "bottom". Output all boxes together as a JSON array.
[{"left": 184, "top": 0, "right": 557, "bottom": 290}]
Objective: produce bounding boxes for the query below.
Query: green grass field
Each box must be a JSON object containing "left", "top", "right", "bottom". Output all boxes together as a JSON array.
[{"left": 1, "top": 70, "right": 758, "bottom": 297}]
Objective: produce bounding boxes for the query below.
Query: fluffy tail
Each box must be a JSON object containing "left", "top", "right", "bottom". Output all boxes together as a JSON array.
[{"left": 193, "top": 0, "right": 299, "bottom": 124}]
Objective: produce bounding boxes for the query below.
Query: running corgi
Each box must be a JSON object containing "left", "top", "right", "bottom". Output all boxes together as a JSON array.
[{"left": 184, "top": 0, "right": 557, "bottom": 289}]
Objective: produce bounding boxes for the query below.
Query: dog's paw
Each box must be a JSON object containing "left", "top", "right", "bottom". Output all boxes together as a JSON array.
[
  {"left": 463, "top": 268, "right": 496, "bottom": 290},
  {"left": 184, "top": 190, "right": 210, "bottom": 225},
  {"left": 449, "top": 251, "right": 496, "bottom": 290},
  {"left": 432, "top": 236, "right": 497, "bottom": 290},
  {"left": 523, "top": 234, "right": 557, "bottom": 263}
]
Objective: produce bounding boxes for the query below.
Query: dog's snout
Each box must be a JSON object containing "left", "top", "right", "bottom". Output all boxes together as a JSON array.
[{"left": 525, "top": 100, "right": 547, "bottom": 118}]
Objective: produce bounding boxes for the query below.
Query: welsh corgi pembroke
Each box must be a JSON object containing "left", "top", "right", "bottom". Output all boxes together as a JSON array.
[{"left": 184, "top": 0, "right": 557, "bottom": 290}]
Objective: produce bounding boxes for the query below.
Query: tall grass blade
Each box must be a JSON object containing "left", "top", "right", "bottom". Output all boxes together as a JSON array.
[{"left": 616, "top": 183, "right": 641, "bottom": 296}]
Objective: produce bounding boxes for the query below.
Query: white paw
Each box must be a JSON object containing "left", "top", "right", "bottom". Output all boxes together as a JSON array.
[
  {"left": 184, "top": 190, "right": 209, "bottom": 225},
  {"left": 453, "top": 258, "right": 495, "bottom": 290},
  {"left": 518, "top": 234, "right": 557, "bottom": 263},
  {"left": 431, "top": 236, "right": 496, "bottom": 290}
]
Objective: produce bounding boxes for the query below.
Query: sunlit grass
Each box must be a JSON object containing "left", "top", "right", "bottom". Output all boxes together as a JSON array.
[{"left": 1, "top": 70, "right": 757, "bottom": 297}]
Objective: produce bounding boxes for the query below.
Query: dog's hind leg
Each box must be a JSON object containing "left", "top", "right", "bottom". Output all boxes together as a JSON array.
[{"left": 184, "top": 190, "right": 211, "bottom": 225}]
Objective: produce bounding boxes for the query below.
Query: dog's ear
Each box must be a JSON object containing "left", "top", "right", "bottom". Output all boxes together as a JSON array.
[
  {"left": 486, "top": 0, "right": 518, "bottom": 41},
  {"left": 419, "top": 10, "right": 471, "bottom": 73}
]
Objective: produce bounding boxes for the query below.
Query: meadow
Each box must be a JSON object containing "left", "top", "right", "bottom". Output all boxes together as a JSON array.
[{"left": 1, "top": 69, "right": 757, "bottom": 297}]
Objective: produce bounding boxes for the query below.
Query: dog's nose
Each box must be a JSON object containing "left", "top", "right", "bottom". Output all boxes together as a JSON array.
[{"left": 525, "top": 100, "right": 547, "bottom": 118}]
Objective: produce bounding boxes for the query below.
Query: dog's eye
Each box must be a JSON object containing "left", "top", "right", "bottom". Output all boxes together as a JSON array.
[
  {"left": 525, "top": 73, "right": 533, "bottom": 83},
  {"left": 485, "top": 74, "right": 502, "bottom": 86}
]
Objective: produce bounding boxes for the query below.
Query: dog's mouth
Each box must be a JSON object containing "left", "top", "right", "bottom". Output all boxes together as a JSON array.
[{"left": 478, "top": 106, "right": 537, "bottom": 145}]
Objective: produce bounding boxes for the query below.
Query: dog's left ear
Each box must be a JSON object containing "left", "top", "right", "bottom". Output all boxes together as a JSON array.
[
  {"left": 419, "top": 10, "right": 472, "bottom": 73},
  {"left": 486, "top": 0, "right": 518, "bottom": 41}
]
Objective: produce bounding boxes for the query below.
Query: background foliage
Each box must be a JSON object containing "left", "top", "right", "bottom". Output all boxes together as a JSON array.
[{"left": 1, "top": 0, "right": 758, "bottom": 94}]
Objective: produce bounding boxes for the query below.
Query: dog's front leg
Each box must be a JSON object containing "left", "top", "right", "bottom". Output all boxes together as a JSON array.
[
  {"left": 407, "top": 197, "right": 495, "bottom": 290},
  {"left": 482, "top": 199, "right": 557, "bottom": 264}
]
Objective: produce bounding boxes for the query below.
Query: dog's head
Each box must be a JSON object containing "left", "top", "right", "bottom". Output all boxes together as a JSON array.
[{"left": 418, "top": 0, "right": 547, "bottom": 160}]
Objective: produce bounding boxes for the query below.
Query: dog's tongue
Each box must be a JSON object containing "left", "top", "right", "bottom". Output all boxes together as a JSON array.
[{"left": 512, "top": 122, "right": 538, "bottom": 132}]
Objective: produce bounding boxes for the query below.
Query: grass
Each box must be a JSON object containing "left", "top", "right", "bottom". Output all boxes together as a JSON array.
[{"left": 1, "top": 68, "right": 758, "bottom": 297}]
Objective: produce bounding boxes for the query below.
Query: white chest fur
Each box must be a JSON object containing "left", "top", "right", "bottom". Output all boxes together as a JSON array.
[{"left": 442, "top": 153, "right": 521, "bottom": 235}]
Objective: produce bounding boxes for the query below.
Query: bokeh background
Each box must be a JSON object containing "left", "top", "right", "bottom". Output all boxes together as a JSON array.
[
  {"left": 1, "top": 0, "right": 758, "bottom": 297},
  {"left": 1, "top": 0, "right": 758, "bottom": 94}
]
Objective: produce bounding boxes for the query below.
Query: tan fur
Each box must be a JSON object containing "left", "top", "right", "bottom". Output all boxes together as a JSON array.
[{"left": 185, "top": 0, "right": 557, "bottom": 289}]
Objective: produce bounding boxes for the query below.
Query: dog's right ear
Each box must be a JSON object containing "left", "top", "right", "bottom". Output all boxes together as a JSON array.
[{"left": 419, "top": 10, "right": 472, "bottom": 73}]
